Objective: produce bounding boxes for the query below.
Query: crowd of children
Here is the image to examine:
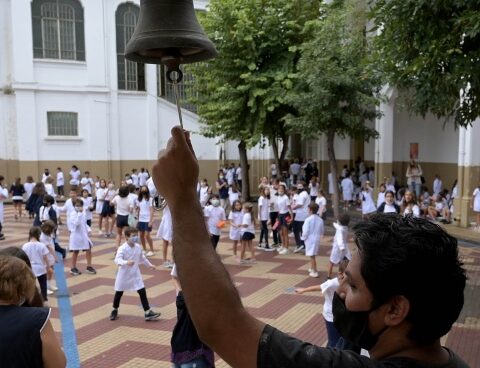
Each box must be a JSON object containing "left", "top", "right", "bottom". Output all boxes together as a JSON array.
[{"left": 0, "top": 160, "right": 478, "bottom": 365}]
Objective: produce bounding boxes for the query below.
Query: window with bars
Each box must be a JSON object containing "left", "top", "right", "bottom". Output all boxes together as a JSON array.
[
  {"left": 157, "top": 65, "right": 198, "bottom": 114},
  {"left": 47, "top": 112, "right": 78, "bottom": 136},
  {"left": 31, "top": 0, "right": 85, "bottom": 61},
  {"left": 116, "top": 3, "right": 145, "bottom": 91}
]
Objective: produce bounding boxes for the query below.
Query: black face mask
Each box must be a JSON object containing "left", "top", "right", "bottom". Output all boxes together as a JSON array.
[{"left": 332, "top": 292, "right": 387, "bottom": 350}]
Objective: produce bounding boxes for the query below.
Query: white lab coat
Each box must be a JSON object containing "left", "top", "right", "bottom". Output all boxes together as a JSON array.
[
  {"left": 330, "top": 222, "right": 351, "bottom": 264},
  {"left": 67, "top": 210, "right": 92, "bottom": 251},
  {"left": 156, "top": 206, "right": 172, "bottom": 241},
  {"left": 301, "top": 214, "right": 324, "bottom": 256},
  {"left": 0, "top": 186, "right": 8, "bottom": 223},
  {"left": 114, "top": 242, "right": 152, "bottom": 291}
]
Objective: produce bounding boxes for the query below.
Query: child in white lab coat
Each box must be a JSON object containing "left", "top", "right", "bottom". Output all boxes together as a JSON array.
[
  {"left": 109, "top": 227, "right": 161, "bottom": 321},
  {"left": 68, "top": 198, "right": 96, "bottom": 276},
  {"left": 301, "top": 203, "right": 324, "bottom": 278},
  {"left": 327, "top": 214, "right": 351, "bottom": 279}
]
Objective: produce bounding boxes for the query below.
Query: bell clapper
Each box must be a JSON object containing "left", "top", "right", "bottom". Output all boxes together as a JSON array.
[{"left": 166, "top": 66, "right": 184, "bottom": 129}]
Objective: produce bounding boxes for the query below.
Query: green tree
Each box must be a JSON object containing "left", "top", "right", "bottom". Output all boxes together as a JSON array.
[
  {"left": 370, "top": 0, "right": 480, "bottom": 126},
  {"left": 192, "top": 0, "right": 320, "bottom": 199},
  {"left": 288, "top": 0, "right": 381, "bottom": 218}
]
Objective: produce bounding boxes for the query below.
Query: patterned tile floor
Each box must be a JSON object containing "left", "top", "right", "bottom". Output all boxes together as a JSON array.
[{"left": 0, "top": 205, "right": 479, "bottom": 367}]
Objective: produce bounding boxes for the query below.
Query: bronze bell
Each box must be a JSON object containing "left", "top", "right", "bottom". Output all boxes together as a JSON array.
[{"left": 125, "top": 0, "right": 217, "bottom": 67}]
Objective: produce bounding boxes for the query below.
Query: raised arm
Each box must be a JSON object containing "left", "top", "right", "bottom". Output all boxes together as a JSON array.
[{"left": 152, "top": 127, "right": 264, "bottom": 368}]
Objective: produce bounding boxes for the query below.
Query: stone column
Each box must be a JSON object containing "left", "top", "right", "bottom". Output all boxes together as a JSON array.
[
  {"left": 374, "top": 87, "right": 397, "bottom": 188},
  {"left": 455, "top": 119, "right": 480, "bottom": 228}
]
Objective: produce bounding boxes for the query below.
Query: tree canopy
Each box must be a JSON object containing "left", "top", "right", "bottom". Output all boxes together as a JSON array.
[
  {"left": 370, "top": 0, "right": 480, "bottom": 126},
  {"left": 287, "top": 0, "right": 381, "bottom": 217}
]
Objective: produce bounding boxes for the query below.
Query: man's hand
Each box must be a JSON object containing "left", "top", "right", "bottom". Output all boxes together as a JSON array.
[
  {"left": 152, "top": 126, "right": 199, "bottom": 207},
  {"left": 127, "top": 260, "right": 135, "bottom": 267}
]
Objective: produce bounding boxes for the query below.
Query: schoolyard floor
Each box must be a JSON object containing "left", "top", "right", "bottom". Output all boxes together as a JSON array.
[{"left": 0, "top": 205, "right": 479, "bottom": 368}]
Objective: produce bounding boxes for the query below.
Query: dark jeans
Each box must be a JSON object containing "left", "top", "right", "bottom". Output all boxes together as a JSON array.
[
  {"left": 259, "top": 220, "right": 269, "bottom": 245},
  {"left": 210, "top": 234, "right": 220, "bottom": 250},
  {"left": 0, "top": 221, "right": 3, "bottom": 236},
  {"left": 57, "top": 186, "right": 64, "bottom": 196},
  {"left": 293, "top": 220, "right": 304, "bottom": 246},
  {"left": 325, "top": 319, "right": 341, "bottom": 348},
  {"left": 269, "top": 212, "right": 279, "bottom": 244},
  {"left": 37, "top": 273, "right": 48, "bottom": 301},
  {"left": 113, "top": 288, "right": 149, "bottom": 311}
]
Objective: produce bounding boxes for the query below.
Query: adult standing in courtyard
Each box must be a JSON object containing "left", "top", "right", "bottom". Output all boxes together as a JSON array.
[
  {"left": 152, "top": 126, "right": 468, "bottom": 368},
  {"left": 406, "top": 160, "right": 423, "bottom": 198}
]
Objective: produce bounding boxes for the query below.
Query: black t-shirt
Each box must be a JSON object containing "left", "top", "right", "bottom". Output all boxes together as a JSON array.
[
  {"left": 0, "top": 305, "right": 50, "bottom": 368},
  {"left": 257, "top": 325, "right": 470, "bottom": 368}
]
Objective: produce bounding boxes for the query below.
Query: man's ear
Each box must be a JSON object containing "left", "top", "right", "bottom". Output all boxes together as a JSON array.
[{"left": 384, "top": 295, "right": 410, "bottom": 327}]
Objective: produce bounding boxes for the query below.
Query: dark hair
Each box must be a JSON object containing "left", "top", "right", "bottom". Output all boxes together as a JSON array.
[
  {"left": 353, "top": 214, "right": 466, "bottom": 345},
  {"left": 0, "top": 247, "right": 32, "bottom": 268},
  {"left": 138, "top": 186, "right": 150, "bottom": 201},
  {"left": 231, "top": 199, "right": 242, "bottom": 212},
  {"left": 81, "top": 189, "right": 89, "bottom": 196},
  {"left": 28, "top": 226, "right": 41, "bottom": 241},
  {"left": 0, "top": 175, "right": 4, "bottom": 181},
  {"left": 40, "top": 220, "right": 56, "bottom": 235},
  {"left": 338, "top": 214, "right": 350, "bottom": 226},
  {"left": 43, "top": 195, "right": 55, "bottom": 206},
  {"left": 308, "top": 202, "right": 319, "bottom": 214},
  {"left": 124, "top": 226, "right": 138, "bottom": 237},
  {"left": 118, "top": 186, "right": 129, "bottom": 198},
  {"left": 32, "top": 182, "right": 46, "bottom": 196},
  {"left": 74, "top": 198, "right": 84, "bottom": 207},
  {"left": 128, "top": 184, "right": 136, "bottom": 193}
]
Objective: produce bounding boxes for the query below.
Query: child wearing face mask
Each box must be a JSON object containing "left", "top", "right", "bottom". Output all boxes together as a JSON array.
[
  {"left": 110, "top": 227, "right": 160, "bottom": 321},
  {"left": 68, "top": 198, "right": 96, "bottom": 276},
  {"left": 204, "top": 194, "right": 226, "bottom": 250}
]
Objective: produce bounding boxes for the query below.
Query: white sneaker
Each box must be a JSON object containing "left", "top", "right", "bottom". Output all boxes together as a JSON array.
[
  {"left": 145, "top": 251, "right": 155, "bottom": 257},
  {"left": 293, "top": 245, "right": 305, "bottom": 253},
  {"left": 309, "top": 271, "right": 319, "bottom": 278},
  {"left": 278, "top": 248, "right": 289, "bottom": 255},
  {"left": 48, "top": 285, "right": 58, "bottom": 292},
  {"left": 47, "top": 289, "right": 54, "bottom": 295},
  {"left": 162, "top": 261, "right": 173, "bottom": 269}
]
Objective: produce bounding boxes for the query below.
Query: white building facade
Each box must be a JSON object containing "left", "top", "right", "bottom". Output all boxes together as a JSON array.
[{"left": 0, "top": 0, "right": 478, "bottom": 227}]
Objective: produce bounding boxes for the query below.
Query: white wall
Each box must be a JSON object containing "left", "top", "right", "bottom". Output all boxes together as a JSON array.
[
  {"left": 393, "top": 101, "right": 459, "bottom": 163},
  {"left": 5, "top": 0, "right": 219, "bottom": 164}
]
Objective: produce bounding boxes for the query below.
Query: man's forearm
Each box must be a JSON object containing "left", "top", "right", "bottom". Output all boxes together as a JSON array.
[{"left": 170, "top": 194, "right": 245, "bottom": 338}]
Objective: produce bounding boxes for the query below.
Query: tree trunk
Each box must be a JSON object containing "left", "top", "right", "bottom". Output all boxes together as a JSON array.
[
  {"left": 238, "top": 140, "right": 251, "bottom": 200},
  {"left": 271, "top": 132, "right": 289, "bottom": 181},
  {"left": 326, "top": 129, "right": 339, "bottom": 219}
]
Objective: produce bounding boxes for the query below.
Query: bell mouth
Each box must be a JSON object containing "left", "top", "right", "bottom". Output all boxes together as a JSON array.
[
  {"left": 138, "top": 47, "right": 204, "bottom": 58},
  {"left": 126, "top": 44, "right": 217, "bottom": 65}
]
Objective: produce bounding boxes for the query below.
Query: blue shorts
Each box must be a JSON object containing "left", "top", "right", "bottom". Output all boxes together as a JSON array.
[
  {"left": 278, "top": 213, "right": 289, "bottom": 228},
  {"left": 137, "top": 221, "right": 152, "bottom": 232},
  {"left": 242, "top": 232, "right": 255, "bottom": 241}
]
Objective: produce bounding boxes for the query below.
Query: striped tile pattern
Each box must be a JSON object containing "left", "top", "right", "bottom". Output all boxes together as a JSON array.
[{"left": 0, "top": 205, "right": 478, "bottom": 367}]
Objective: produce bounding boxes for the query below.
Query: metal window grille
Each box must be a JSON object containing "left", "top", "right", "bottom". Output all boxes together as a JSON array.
[
  {"left": 157, "top": 65, "right": 198, "bottom": 114},
  {"left": 47, "top": 112, "right": 78, "bottom": 136},
  {"left": 116, "top": 4, "right": 144, "bottom": 91},
  {"left": 123, "top": 11, "right": 137, "bottom": 90},
  {"left": 40, "top": 1, "right": 76, "bottom": 60}
]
